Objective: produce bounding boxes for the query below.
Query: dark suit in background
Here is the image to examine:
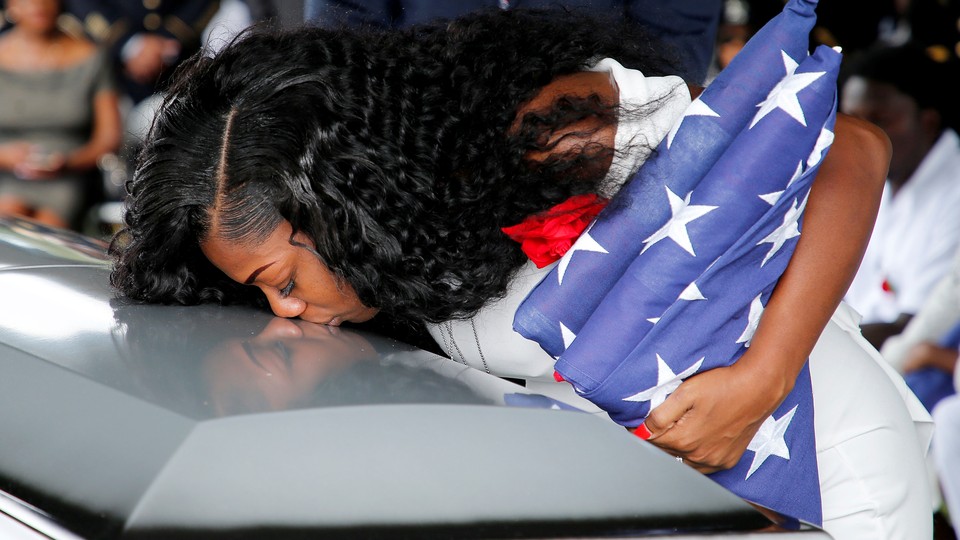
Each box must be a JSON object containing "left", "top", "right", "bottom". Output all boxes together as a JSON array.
[
  {"left": 303, "top": 0, "right": 723, "bottom": 84},
  {"left": 60, "top": 0, "right": 220, "bottom": 101}
]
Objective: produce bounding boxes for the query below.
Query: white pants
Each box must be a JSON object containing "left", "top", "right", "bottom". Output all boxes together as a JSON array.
[{"left": 810, "top": 304, "right": 933, "bottom": 539}]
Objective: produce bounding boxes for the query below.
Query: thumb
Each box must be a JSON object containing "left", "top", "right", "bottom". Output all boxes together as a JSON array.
[{"left": 638, "top": 391, "right": 693, "bottom": 441}]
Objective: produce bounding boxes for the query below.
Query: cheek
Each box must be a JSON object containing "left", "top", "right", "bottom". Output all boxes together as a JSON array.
[
  {"left": 292, "top": 246, "right": 374, "bottom": 315},
  {"left": 298, "top": 259, "right": 360, "bottom": 306}
]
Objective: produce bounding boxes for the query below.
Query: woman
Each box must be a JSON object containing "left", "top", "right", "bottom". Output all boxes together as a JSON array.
[
  {"left": 0, "top": 0, "right": 122, "bottom": 228},
  {"left": 110, "top": 10, "right": 931, "bottom": 538}
]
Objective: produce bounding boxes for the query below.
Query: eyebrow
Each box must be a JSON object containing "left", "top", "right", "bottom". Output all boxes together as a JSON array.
[{"left": 243, "top": 262, "right": 275, "bottom": 285}]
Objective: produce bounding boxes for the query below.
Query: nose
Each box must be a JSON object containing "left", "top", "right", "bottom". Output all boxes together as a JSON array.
[{"left": 264, "top": 290, "right": 307, "bottom": 319}]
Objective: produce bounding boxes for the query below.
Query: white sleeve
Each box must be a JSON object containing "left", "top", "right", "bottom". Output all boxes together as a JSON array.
[{"left": 881, "top": 248, "right": 960, "bottom": 371}]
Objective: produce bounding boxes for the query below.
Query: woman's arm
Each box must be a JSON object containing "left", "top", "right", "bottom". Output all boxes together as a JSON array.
[
  {"left": 640, "top": 113, "right": 890, "bottom": 473},
  {"left": 63, "top": 90, "right": 123, "bottom": 172},
  {"left": 902, "top": 342, "right": 958, "bottom": 374}
]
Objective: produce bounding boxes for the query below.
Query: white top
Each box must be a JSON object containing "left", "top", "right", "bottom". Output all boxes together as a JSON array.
[
  {"left": 587, "top": 58, "right": 690, "bottom": 196},
  {"left": 845, "top": 129, "right": 960, "bottom": 323},
  {"left": 426, "top": 59, "right": 690, "bottom": 409}
]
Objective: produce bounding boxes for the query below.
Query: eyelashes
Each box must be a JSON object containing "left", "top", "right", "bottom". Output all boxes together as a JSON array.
[{"left": 279, "top": 279, "right": 295, "bottom": 298}]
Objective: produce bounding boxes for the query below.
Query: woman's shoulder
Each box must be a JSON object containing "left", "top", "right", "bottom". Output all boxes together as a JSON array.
[
  {"left": 60, "top": 34, "right": 100, "bottom": 66},
  {"left": 0, "top": 34, "right": 103, "bottom": 72},
  {"left": 0, "top": 33, "right": 15, "bottom": 61}
]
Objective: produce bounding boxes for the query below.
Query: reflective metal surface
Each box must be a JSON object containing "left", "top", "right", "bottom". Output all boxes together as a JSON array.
[{"left": 0, "top": 217, "right": 827, "bottom": 539}]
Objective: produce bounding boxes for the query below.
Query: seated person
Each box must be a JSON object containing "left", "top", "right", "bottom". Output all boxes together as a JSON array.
[
  {"left": 882, "top": 249, "right": 960, "bottom": 411},
  {"left": 841, "top": 42, "right": 960, "bottom": 349},
  {"left": 0, "top": 0, "right": 121, "bottom": 229}
]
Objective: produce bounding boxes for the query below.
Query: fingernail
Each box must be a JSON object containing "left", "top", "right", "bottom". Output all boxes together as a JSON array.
[
  {"left": 633, "top": 423, "right": 652, "bottom": 440},
  {"left": 553, "top": 370, "right": 565, "bottom": 383}
]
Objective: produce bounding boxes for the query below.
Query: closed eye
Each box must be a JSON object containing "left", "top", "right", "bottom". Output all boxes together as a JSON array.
[{"left": 279, "top": 279, "right": 295, "bottom": 298}]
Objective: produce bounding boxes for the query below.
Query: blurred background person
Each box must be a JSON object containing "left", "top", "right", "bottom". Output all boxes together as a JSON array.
[
  {"left": 58, "top": 0, "right": 219, "bottom": 104},
  {"left": 202, "top": 0, "right": 277, "bottom": 55},
  {"left": 74, "top": 0, "right": 278, "bottom": 238},
  {"left": 120, "top": 0, "right": 278, "bottom": 156},
  {"left": 709, "top": 0, "right": 960, "bottom": 83},
  {"left": 840, "top": 42, "right": 960, "bottom": 350},
  {"left": 304, "top": 0, "right": 724, "bottom": 85},
  {"left": 707, "top": 0, "right": 780, "bottom": 80},
  {"left": 876, "top": 0, "right": 960, "bottom": 55},
  {"left": 882, "top": 248, "right": 960, "bottom": 411},
  {"left": 934, "top": 390, "right": 960, "bottom": 538},
  {"left": 883, "top": 249, "right": 960, "bottom": 540},
  {"left": 0, "top": 0, "right": 121, "bottom": 229}
]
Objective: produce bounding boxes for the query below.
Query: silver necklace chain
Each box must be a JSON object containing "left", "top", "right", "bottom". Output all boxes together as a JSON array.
[{"left": 440, "top": 320, "right": 490, "bottom": 374}]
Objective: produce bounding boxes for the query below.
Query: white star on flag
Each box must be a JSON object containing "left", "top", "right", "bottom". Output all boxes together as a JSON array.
[
  {"left": 759, "top": 162, "right": 804, "bottom": 206},
  {"left": 623, "top": 354, "right": 704, "bottom": 410},
  {"left": 667, "top": 98, "right": 721, "bottom": 149},
  {"left": 806, "top": 127, "right": 835, "bottom": 168},
  {"left": 758, "top": 194, "right": 807, "bottom": 266},
  {"left": 745, "top": 405, "right": 798, "bottom": 479},
  {"left": 736, "top": 294, "right": 765, "bottom": 347},
  {"left": 678, "top": 282, "right": 706, "bottom": 301},
  {"left": 560, "top": 322, "right": 577, "bottom": 349},
  {"left": 785, "top": 160, "right": 805, "bottom": 189},
  {"left": 557, "top": 227, "right": 608, "bottom": 285},
  {"left": 759, "top": 192, "right": 783, "bottom": 206},
  {"left": 750, "top": 51, "right": 826, "bottom": 128},
  {"left": 642, "top": 187, "right": 718, "bottom": 256}
]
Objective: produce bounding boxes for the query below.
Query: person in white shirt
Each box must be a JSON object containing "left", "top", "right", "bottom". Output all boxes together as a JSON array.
[{"left": 841, "top": 42, "right": 960, "bottom": 349}]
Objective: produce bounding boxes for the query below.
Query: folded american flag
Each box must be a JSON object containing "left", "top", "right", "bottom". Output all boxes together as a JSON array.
[{"left": 514, "top": 0, "right": 840, "bottom": 526}]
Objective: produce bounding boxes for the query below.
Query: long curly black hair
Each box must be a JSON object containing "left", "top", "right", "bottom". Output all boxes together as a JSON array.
[{"left": 110, "top": 8, "right": 677, "bottom": 323}]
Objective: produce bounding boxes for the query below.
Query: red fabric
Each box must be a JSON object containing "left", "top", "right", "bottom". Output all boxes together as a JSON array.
[
  {"left": 501, "top": 194, "right": 608, "bottom": 268},
  {"left": 633, "top": 423, "right": 652, "bottom": 440}
]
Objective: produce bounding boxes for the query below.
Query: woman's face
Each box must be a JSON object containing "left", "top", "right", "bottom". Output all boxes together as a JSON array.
[
  {"left": 201, "top": 220, "right": 379, "bottom": 326},
  {"left": 8, "top": 0, "right": 61, "bottom": 35},
  {"left": 840, "top": 76, "right": 932, "bottom": 186}
]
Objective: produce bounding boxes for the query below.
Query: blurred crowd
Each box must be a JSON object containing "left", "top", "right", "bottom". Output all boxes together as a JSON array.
[
  {"left": 0, "top": 0, "right": 282, "bottom": 232},
  {"left": 3, "top": 0, "right": 960, "bottom": 536}
]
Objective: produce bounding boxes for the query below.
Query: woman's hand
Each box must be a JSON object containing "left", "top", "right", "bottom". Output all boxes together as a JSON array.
[
  {"left": 642, "top": 352, "right": 787, "bottom": 473},
  {"left": 14, "top": 152, "right": 66, "bottom": 180},
  {"left": 641, "top": 114, "right": 890, "bottom": 474},
  {"left": 58, "top": 91, "right": 122, "bottom": 173},
  {"left": 0, "top": 142, "right": 33, "bottom": 171},
  {"left": 0, "top": 143, "right": 65, "bottom": 179},
  {"left": 125, "top": 34, "right": 180, "bottom": 85}
]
